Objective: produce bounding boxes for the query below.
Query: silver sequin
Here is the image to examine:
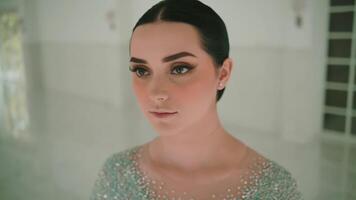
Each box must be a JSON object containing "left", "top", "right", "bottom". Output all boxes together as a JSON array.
[{"left": 89, "top": 145, "right": 303, "bottom": 200}]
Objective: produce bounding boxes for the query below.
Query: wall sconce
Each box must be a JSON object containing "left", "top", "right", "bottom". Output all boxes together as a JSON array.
[
  {"left": 292, "top": 0, "right": 306, "bottom": 28},
  {"left": 105, "top": 9, "right": 116, "bottom": 31}
]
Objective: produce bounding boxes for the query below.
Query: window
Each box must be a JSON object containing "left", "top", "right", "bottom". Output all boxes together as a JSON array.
[
  {"left": 0, "top": 9, "right": 30, "bottom": 140},
  {"left": 323, "top": 0, "right": 356, "bottom": 140}
]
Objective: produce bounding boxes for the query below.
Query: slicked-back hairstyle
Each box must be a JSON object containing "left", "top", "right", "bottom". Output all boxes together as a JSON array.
[{"left": 130, "top": 0, "right": 230, "bottom": 102}]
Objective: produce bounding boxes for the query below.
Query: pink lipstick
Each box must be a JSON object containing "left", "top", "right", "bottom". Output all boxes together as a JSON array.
[{"left": 149, "top": 111, "right": 178, "bottom": 118}]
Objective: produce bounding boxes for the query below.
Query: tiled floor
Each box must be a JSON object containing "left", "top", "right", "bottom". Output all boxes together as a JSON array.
[
  {"left": 0, "top": 89, "right": 355, "bottom": 200},
  {"left": 316, "top": 138, "right": 356, "bottom": 200}
]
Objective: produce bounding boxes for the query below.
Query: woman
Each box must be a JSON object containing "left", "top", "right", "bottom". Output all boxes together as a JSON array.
[{"left": 90, "top": 0, "right": 303, "bottom": 199}]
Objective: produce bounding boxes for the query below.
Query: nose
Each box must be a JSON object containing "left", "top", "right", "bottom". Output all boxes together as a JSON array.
[
  {"left": 150, "top": 91, "right": 169, "bottom": 105},
  {"left": 148, "top": 78, "right": 169, "bottom": 103},
  {"left": 152, "top": 94, "right": 168, "bottom": 103}
]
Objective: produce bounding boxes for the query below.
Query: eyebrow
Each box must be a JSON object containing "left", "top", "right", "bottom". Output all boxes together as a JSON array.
[{"left": 130, "top": 51, "right": 196, "bottom": 64}]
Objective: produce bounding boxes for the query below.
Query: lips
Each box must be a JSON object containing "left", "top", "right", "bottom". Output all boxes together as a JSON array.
[
  {"left": 149, "top": 111, "right": 178, "bottom": 118},
  {"left": 149, "top": 110, "right": 177, "bottom": 114},
  {"left": 151, "top": 111, "right": 177, "bottom": 114}
]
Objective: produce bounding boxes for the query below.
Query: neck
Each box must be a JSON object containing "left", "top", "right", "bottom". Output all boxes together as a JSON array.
[{"left": 147, "top": 107, "right": 240, "bottom": 172}]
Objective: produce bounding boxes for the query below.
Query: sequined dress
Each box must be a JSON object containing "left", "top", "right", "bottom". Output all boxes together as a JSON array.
[{"left": 90, "top": 145, "right": 303, "bottom": 200}]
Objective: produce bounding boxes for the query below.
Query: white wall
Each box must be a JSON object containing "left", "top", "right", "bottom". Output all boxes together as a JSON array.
[
  {"left": 27, "top": 0, "right": 129, "bottom": 110},
  {"left": 18, "top": 0, "right": 138, "bottom": 199},
  {"left": 35, "top": 0, "right": 119, "bottom": 43}
]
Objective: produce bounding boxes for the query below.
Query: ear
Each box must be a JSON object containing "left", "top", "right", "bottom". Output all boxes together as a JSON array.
[{"left": 217, "top": 57, "right": 233, "bottom": 90}]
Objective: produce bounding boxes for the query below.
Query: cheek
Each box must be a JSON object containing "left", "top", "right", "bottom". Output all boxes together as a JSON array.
[
  {"left": 178, "top": 78, "right": 216, "bottom": 106},
  {"left": 132, "top": 80, "right": 149, "bottom": 105}
]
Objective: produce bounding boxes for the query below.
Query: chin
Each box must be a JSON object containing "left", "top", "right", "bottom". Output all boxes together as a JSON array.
[{"left": 151, "top": 124, "right": 182, "bottom": 136}]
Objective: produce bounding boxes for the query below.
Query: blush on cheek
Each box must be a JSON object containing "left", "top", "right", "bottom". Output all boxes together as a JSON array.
[
  {"left": 132, "top": 83, "right": 148, "bottom": 106},
  {"left": 182, "top": 81, "right": 213, "bottom": 105}
]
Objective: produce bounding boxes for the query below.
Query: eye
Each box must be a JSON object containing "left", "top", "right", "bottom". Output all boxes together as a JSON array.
[
  {"left": 171, "top": 65, "right": 192, "bottom": 75},
  {"left": 129, "top": 66, "right": 149, "bottom": 77}
]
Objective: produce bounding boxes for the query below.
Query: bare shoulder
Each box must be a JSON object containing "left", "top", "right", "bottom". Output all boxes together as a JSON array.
[
  {"left": 241, "top": 146, "right": 304, "bottom": 199},
  {"left": 228, "top": 139, "right": 269, "bottom": 170}
]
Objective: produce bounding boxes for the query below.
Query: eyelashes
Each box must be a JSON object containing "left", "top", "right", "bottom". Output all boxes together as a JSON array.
[
  {"left": 129, "top": 64, "right": 194, "bottom": 78},
  {"left": 128, "top": 66, "right": 149, "bottom": 77}
]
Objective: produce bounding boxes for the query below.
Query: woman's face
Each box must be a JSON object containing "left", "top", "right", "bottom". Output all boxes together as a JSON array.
[{"left": 129, "top": 21, "right": 221, "bottom": 136}]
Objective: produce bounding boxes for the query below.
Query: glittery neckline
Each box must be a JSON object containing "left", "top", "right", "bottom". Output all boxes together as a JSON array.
[{"left": 125, "top": 144, "right": 274, "bottom": 200}]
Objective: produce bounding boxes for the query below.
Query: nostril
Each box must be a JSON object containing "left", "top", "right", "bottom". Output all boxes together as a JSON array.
[{"left": 150, "top": 93, "right": 169, "bottom": 102}]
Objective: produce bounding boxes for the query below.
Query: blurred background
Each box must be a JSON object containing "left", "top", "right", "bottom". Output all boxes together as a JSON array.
[{"left": 0, "top": 0, "right": 354, "bottom": 199}]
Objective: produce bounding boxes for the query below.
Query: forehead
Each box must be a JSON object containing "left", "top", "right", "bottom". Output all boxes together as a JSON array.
[{"left": 130, "top": 22, "right": 203, "bottom": 58}]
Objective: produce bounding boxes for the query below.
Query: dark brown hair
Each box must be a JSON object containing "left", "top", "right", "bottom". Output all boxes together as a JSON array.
[{"left": 131, "top": 0, "right": 230, "bottom": 102}]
